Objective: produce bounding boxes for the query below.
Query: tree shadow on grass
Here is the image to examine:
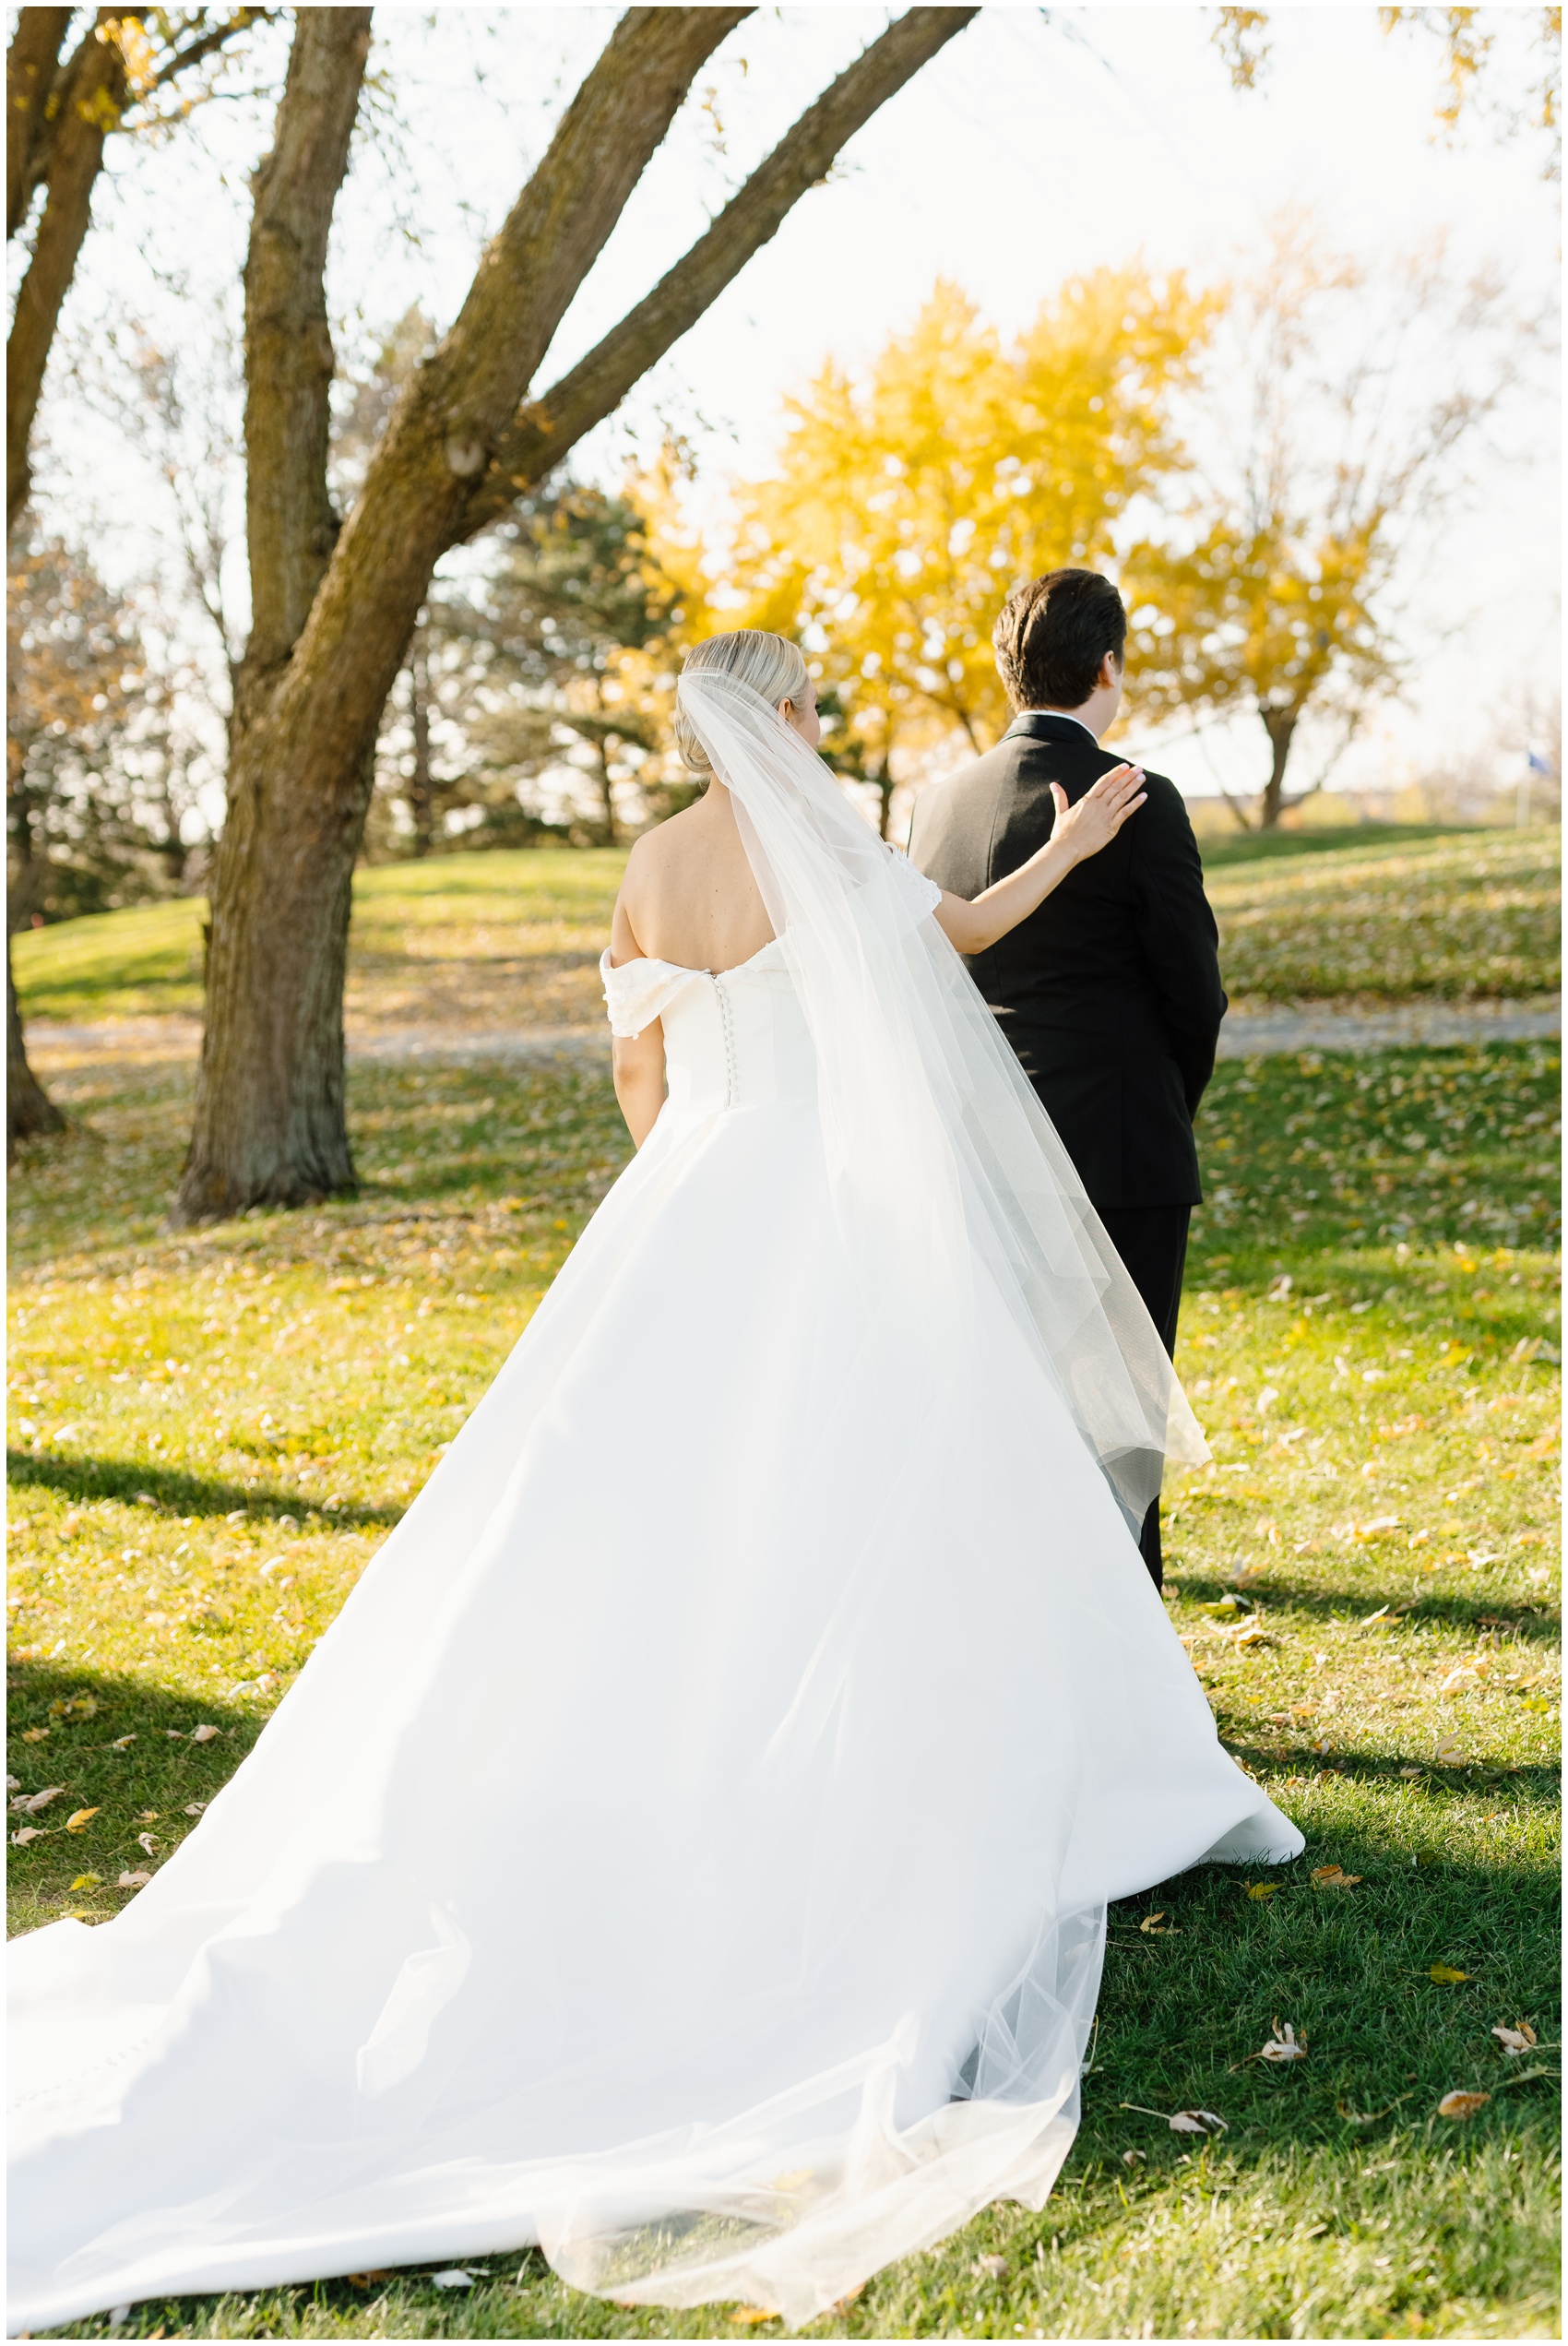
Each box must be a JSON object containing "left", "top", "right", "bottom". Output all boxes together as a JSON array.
[
  {"left": 6, "top": 1448, "right": 401, "bottom": 1530},
  {"left": 1171, "top": 1567, "right": 1562, "bottom": 1645},
  {"left": 7, "top": 1661, "right": 269, "bottom": 1930},
  {"left": 1213, "top": 1739, "right": 1560, "bottom": 1801}
]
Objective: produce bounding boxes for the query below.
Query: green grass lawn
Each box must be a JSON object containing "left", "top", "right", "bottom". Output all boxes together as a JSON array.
[
  {"left": 1206, "top": 830, "right": 1560, "bottom": 1005},
  {"left": 8, "top": 1021, "right": 1559, "bottom": 2339},
  {"left": 12, "top": 828, "right": 1560, "bottom": 1036},
  {"left": 10, "top": 849, "right": 627, "bottom": 1029}
]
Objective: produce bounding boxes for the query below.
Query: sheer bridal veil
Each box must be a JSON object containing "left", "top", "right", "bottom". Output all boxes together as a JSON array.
[{"left": 672, "top": 663, "right": 1208, "bottom": 1533}]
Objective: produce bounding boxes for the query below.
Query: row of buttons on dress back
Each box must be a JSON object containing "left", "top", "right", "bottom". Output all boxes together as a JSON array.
[{"left": 710, "top": 972, "right": 738, "bottom": 1109}]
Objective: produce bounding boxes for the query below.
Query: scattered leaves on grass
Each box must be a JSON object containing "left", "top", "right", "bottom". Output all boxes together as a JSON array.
[
  {"left": 65, "top": 1807, "right": 99, "bottom": 1832},
  {"left": 731, "top": 2307, "right": 778, "bottom": 2326},
  {"left": 109, "top": 1734, "right": 137, "bottom": 1750},
  {"left": 190, "top": 1723, "right": 220, "bottom": 1744},
  {"left": 1258, "top": 2019, "right": 1308, "bottom": 2063},
  {"left": 973, "top": 2256, "right": 1008, "bottom": 2280},
  {"left": 345, "top": 2272, "right": 390, "bottom": 2289},
  {"left": 68, "top": 1874, "right": 101, "bottom": 1891},
  {"left": 429, "top": 2269, "right": 476, "bottom": 2288},
  {"left": 1430, "top": 1964, "right": 1472, "bottom": 1983},
  {"left": 1140, "top": 1911, "right": 1180, "bottom": 1935},
  {"left": 117, "top": 1870, "right": 151, "bottom": 1889},
  {"left": 136, "top": 1831, "right": 159, "bottom": 1854},
  {"left": 11, "top": 1828, "right": 42, "bottom": 1846},
  {"left": 1492, "top": 2022, "right": 1539, "bottom": 2056},
  {"left": 17, "top": 1786, "right": 65, "bottom": 1814},
  {"left": 1312, "top": 1864, "right": 1362, "bottom": 1890},
  {"left": 1437, "top": 2090, "right": 1491, "bottom": 2120},
  {"left": 1121, "top": 2149, "right": 1146, "bottom": 2166},
  {"left": 19, "top": 1726, "right": 49, "bottom": 1743},
  {"left": 1121, "top": 2102, "right": 1228, "bottom": 2135},
  {"left": 1243, "top": 1880, "right": 1282, "bottom": 1900}
]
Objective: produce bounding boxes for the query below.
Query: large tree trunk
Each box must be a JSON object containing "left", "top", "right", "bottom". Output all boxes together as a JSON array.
[
  {"left": 6, "top": 9, "right": 128, "bottom": 530},
  {"left": 7, "top": 934, "right": 64, "bottom": 1156},
  {"left": 176, "top": 7, "right": 746, "bottom": 1221},
  {"left": 6, "top": 8, "right": 73, "bottom": 239},
  {"left": 176, "top": 6, "right": 978, "bottom": 1224},
  {"left": 175, "top": 6, "right": 373, "bottom": 1216},
  {"left": 1259, "top": 703, "right": 1299, "bottom": 829},
  {"left": 409, "top": 638, "right": 434, "bottom": 856}
]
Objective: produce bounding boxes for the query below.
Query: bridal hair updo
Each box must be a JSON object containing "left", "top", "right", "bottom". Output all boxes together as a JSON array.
[{"left": 674, "top": 630, "right": 811, "bottom": 775}]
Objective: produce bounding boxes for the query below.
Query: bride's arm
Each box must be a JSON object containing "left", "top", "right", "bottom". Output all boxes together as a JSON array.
[
  {"left": 932, "top": 762, "right": 1146, "bottom": 955},
  {"left": 608, "top": 880, "right": 667, "bottom": 1149},
  {"left": 612, "top": 1026, "right": 666, "bottom": 1149}
]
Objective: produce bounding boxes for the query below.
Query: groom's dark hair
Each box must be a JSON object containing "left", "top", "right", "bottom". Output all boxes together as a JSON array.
[{"left": 993, "top": 568, "right": 1127, "bottom": 711}]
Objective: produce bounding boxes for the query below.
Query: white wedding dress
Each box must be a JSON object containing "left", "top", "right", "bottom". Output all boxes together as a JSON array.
[{"left": 7, "top": 674, "right": 1301, "bottom": 2336}]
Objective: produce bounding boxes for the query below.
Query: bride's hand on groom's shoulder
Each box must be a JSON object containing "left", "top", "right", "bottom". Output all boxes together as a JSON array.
[
  {"left": 1050, "top": 764, "right": 1146, "bottom": 863},
  {"left": 933, "top": 762, "right": 1148, "bottom": 952}
]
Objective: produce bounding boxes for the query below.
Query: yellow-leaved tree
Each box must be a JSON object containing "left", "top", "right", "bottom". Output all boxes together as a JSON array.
[{"left": 710, "top": 273, "right": 1214, "bottom": 835}]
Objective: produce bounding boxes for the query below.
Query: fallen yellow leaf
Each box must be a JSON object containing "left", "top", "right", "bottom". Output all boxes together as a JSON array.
[
  {"left": 65, "top": 1807, "right": 99, "bottom": 1833},
  {"left": 1243, "top": 1880, "right": 1281, "bottom": 1900},
  {"left": 1429, "top": 1964, "right": 1471, "bottom": 1984},
  {"left": 1140, "top": 1911, "right": 1180, "bottom": 1935},
  {"left": 20, "top": 1727, "right": 48, "bottom": 1743},
  {"left": 730, "top": 2307, "right": 778, "bottom": 2326},
  {"left": 1311, "top": 1865, "right": 1362, "bottom": 1890},
  {"left": 1437, "top": 2090, "right": 1490, "bottom": 2120},
  {"left": 68, "top": 1874, "right": 101, "bottom": 1891},
  {"left": 770, "top": 2168, "right": 813, "bottom": 2192}
]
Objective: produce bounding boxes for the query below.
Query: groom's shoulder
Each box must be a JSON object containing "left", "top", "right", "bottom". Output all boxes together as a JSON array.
[{"left": 907, "top": 736, "right": 1022, "bottom": 870}]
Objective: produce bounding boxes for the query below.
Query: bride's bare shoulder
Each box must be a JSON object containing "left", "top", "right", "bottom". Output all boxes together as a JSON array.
[{"left": 629, "top": 800, "right": 707, "bottom": 868}]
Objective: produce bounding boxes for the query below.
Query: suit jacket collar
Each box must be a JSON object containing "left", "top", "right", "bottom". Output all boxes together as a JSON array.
[{"left": 1002, "top": 709, "right": 1100, "bottom": 750}]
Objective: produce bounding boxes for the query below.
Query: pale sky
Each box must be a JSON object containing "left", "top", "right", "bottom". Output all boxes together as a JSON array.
[{"left": 32, "top": 4, "right": 1562, "bottom": 817}]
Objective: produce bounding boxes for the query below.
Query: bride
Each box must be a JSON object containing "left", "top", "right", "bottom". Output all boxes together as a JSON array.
[{"left": 8, "top": 629, "right": 1301, "bottom": 2335}]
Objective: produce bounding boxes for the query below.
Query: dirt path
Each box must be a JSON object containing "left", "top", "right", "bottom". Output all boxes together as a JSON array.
[{"left": 25, "top": 995, "right": 1561, "bottom": 1073}]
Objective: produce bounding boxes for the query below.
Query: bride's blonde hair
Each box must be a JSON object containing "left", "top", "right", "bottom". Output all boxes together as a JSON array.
[{"left": 674, "top": 630, "right": 810, "bottom": 775}]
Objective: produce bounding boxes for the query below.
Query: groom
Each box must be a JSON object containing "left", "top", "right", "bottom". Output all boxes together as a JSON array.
[{"left": 909, "top": 567, "right": 1225, "bottom": 1590}]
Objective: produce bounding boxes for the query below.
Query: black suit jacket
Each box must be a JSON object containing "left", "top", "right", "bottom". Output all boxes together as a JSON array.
[{"left": 909, "top": 710, "right": 1225, "bottom": 1212}]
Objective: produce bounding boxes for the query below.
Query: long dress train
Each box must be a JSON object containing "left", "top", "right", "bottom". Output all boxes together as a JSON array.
[{"left": 7, "top": 675, "right": 1301, "bottom": 2334}]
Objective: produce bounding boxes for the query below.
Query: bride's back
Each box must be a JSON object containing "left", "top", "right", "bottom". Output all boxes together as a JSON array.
[
  {"left": 611, "top": 629, "right": 819, "bottom": 976},
  {"left": 613, "top": 786, "right": 775, "bottom": 975}
]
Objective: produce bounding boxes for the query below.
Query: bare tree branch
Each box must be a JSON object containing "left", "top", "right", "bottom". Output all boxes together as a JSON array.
[
  {"left": 458, "top": 6, "right": 980, "bottom": 544},
  {"left": 6, "top": 6, "right": 74, "bottom": 240},
  {"left": 154, "top": 7, "right": 276, "bottom": 91},
  {"left": 240, "top": 6, "right": 373, "bottom": 685},
  {"left": 6, "top": 10, "right": 132, "bottom": 530}
]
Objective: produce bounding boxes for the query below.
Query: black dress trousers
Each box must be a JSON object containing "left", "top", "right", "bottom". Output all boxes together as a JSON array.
[{"left": 1098, "top": 1202, "right": 1191, "bottom": 1591}]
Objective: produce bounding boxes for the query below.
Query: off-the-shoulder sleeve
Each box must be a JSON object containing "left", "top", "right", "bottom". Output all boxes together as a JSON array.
[{"left": 600, "top": 949, "right": 703, "bottom": 1040}]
